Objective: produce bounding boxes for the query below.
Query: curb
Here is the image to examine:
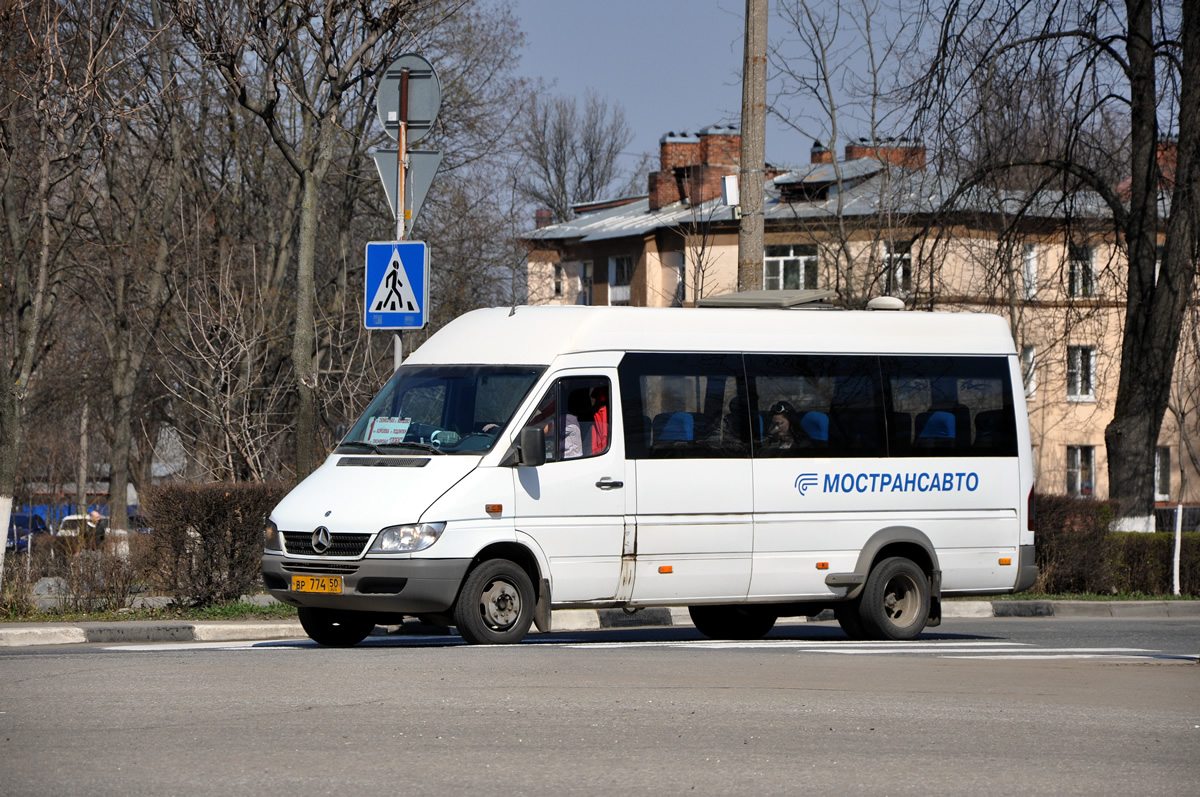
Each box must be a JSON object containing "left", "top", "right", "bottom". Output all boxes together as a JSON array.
[{"left": 1, "top": 601, "right": 1196, "bottom": 648}]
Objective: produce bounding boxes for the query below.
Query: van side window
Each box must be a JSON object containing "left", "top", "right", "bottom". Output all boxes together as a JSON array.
[
  {"left": 882, "top": 356, "right": 1017, "bottom": 457},
  {"left": 745, "top": 354, "right": 887, "bottom": 457},
  {"left": 521, "top": 377, "right": 611, "bottom": 462},
  {"left": 618, "top": 353, "right": 747, "bottom": 459}
]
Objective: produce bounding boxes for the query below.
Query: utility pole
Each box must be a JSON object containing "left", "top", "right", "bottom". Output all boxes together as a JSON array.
[{"left": 737, "top": 0, "right": 767, "bottom": 291}]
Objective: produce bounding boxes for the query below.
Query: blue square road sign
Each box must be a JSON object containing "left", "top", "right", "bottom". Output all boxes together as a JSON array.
[{"left": 364, "top": 241, "right": 428, "bottom": 330}]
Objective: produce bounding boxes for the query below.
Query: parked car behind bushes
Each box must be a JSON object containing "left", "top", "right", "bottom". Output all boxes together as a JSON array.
[{"left": 6, "top": 514, "right": 49, "bottom": 552}]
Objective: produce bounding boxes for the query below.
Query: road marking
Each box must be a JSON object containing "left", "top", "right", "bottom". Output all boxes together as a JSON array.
[{"left": 103, "top": 636, "right": 1199, "bottom": 663}]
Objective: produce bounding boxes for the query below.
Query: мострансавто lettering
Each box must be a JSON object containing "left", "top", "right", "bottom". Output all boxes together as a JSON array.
[{"left": 800, "top": 471, "right": 981, "bottom": 494}]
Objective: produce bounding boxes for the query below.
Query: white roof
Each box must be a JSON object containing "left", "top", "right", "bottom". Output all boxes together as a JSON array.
[{"left": 405, "top": 306, "right": 1016, "bottom": 366}]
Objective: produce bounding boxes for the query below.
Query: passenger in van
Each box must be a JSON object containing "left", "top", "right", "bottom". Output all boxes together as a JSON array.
[
  {"left": 564, "top": 389, "right": 591, "bottom": 459},
  {"left": 590, "top": 384, "right": 609, "bottom": 453},
  {"left": 764, "top": 401, "right": 798, "bottom": 452}
]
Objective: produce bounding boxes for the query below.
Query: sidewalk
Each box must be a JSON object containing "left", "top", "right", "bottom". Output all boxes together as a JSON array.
[{"left": 2, "top": 600, "right": 1197, "bottom": 648}]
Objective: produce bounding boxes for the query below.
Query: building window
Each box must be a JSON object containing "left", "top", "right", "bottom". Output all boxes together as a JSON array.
[
  {"left": 1021, "top": 345, "right": 1037, "bottom": 400},
  {"left": 609, "top": 255, "right": 633, "bottom": 306},
  {"left": 580, "top": 261, "right": 594, "bottom": 306},
  {"left": 1068, "top": 243, "right": 1094, "bottom": 297},
  {"left": 884, "top": 240, "right": 912, "bottom": 295},
  {"left": 553, "top": 264, "right": 563, "bottom": 297},
  {"left": 1067, "top": 445, "right": 1094, "bottom": 497},
  {"left": 1155, "top": 446, "right": 1171, "bottom": 502},
  {"left": 764, "top": 244, "right": 818, "bottom": 290},
  {"left": 1066, "top": 346, "right": 1096, "bottom": 400},
  {"left": 1022, "top": 244, "right": 1037, "bottom": 299}
]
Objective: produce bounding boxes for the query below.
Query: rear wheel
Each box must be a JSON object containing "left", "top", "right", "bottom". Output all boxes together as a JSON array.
[
  {"left": 453, "top": 559, "right": 535, "bottom": 645},
  {"left": 297, "top": 607, "right": 376, "bottom": 647},
  {"left": 858, "top": 557, "right": 930, "bottom": 640},
  {"left": 688, "top": 605, "right": 777, "bottom": 640}
]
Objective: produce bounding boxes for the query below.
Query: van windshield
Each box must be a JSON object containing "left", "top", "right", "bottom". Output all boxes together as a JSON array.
[{"left": 338, "top": 365, "right": 544, "bottom": 455}]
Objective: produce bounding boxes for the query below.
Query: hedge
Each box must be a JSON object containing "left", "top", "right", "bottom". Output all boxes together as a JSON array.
[
  {"left": 1033, "top": 494, "right": 1200, "bottom": 596},
  {"left": 141, "top": 482, "right": 291, "bottom": 607}
]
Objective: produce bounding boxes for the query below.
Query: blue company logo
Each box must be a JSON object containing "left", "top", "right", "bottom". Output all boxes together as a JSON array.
[
  {"left": 794, "top": 471, "right": 980, "bottom": 495},
  {"left": 794, "top": 474, "right": 820, "bottom": 495}
]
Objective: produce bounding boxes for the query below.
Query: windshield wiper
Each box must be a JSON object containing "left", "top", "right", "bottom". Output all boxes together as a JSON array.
[
  {"left": 338, "top": 440, "right": 385, "bottom": 455},
  {"left": 338, "top": 439, "right": 445, "bottom": 455},
  {"left": 390, "top": 440, "right": 445, "bottom": 455}
]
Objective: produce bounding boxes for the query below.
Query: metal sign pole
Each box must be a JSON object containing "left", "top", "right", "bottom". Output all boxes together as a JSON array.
[{"left": 393, "top": 68, "right": 410, "bottom": 371}]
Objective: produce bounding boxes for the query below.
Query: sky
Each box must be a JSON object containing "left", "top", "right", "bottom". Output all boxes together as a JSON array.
[{"left": 512, "top": 0, "right": 810, "bottom": 174}]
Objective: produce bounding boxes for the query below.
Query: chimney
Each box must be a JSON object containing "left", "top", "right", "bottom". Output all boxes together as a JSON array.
[
  {"left": 659, "top": 131, "right": 702, "bottom": 170},
  {"left": 535, "top": 208, "right": 553, "bottom": 229},
  {"left": 811, "top": 141, "right": 833, "bottom": 164},
  {"left": 698, "top": 124, "right": 741, "bottom": 168},
  {"left": 844, "top": 138, "right": 926, "bottom": 170}
]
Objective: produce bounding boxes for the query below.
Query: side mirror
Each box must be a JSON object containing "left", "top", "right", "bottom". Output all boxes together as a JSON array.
[
  {"left": 335, "top": 423, "right": 347, "bottom": 441},
  {"left": 518, "top": 426, "right": 546, "bottom": 467}
]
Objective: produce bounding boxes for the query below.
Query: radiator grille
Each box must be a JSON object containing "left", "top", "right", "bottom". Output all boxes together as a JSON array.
[
  {"left": 281, "top": 562, "right": 359, "bottom": 575},
  {"left": 282, "top": 531, "right": 371, "bottom": 557}
]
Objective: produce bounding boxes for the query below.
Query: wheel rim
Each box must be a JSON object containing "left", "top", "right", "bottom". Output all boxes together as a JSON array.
[
  {"left": 478, "top": 578, "right": 521, "bottom": 630},
  {"left": 882, "top": 571, "right": 921, "bottom": 628}
]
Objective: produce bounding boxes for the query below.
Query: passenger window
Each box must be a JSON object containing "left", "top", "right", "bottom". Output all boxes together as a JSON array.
[
  {"left": 619, "top": 353, "right": 747, "bottom": 459},
  {"left": 882, "top": 356, "right": 1017, "bottom": 457},
  {"left": 745, "top": 354, "right": 887, "bottom": 458},
  {"left": 520, "top": 377, "right": 611, "bottom": 462}
]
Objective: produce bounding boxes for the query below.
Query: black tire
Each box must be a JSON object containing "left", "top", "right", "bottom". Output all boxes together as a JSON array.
[
  {"left": 688, "top": 605, "right": 777, "bottom": 640},
  {"left": 453, "top": 559, "right": 535, "bottom": 644},
  {"left": 857, "top": 557, "right": 930, "bottom": 640},
  {"left": 834, "top": 601, "right": 868, "bottom": 640},
  {"left": 297, "top": 607, "right": 376, "bottom": 647}
]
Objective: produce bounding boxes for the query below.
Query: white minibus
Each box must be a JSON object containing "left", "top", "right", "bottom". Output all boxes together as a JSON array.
[{"left": 262, "top": 304, "right": 1036, "bottom": 645}]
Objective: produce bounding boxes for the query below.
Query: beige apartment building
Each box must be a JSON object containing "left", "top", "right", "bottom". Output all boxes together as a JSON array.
[{"left": 523, "top": 126, "right": 1200, "bottom": 511}]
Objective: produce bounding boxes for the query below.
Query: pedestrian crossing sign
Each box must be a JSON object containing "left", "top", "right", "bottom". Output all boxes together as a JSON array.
[{"left": 364, "top": 241, "right": 428, "bottom": 329}]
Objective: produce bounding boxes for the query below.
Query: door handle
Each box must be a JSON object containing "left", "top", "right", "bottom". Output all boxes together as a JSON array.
[{"left": 595, "top": 477, "right": 624, "bottom": 489}]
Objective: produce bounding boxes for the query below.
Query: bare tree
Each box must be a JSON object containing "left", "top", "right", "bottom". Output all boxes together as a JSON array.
[
  {"left": 906, "top": 0, "right": 1200, "bottom": 525},
  {"left": 166, "top": 0, "right": 423, "bottom": 477},
  {"left": 0, "top": 0, "right": 133, "bottom": 584},
  {"left": 515, "top": 91, "right": 641, "bottom": 222}
]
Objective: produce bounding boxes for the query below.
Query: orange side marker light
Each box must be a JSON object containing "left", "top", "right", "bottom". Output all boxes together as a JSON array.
[
  {"left": 659, "top": 565, "right": 673, "bottom": 574},
  {"left": 816, "top": 562, "right": 829, "bottom": 570}
]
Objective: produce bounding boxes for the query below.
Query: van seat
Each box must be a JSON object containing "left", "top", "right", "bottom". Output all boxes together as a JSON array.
[{"left": 653, "top": 411, "right": 694, "bottom": 442}]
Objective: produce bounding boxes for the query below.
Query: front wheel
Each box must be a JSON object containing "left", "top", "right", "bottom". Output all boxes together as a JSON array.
[
  {"left": 297, "top": 607, "right": 376, "bottom": 647},
  {"left": 453, "top": 559, "right": 535, "bottom": 644},
  {"left": 858, "top": 557, "right": 930, "bottom": 640},
  {"left": 688, "top": 605, "right": 777, "bottom": 640}
]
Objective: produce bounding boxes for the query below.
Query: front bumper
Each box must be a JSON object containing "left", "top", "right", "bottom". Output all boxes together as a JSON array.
[{"left": 262, "top": 554, "right": 471, "bottom": 614}]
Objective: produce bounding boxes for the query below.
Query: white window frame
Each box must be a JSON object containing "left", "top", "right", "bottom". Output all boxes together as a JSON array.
[
  {"left": 608, "top": 255, "right": 633, "bottom": 306},
  {"left": 1068, "top": 243, "right": 1095, "bottom": 298},
  {"left": 580, "top": 261, "right": 594, "bottom": 306},
  {"left": 1021, "top": 345, "right": 1037, "bottom": 400},
  {"left": 1022, "top": 243, "right": 1038, "bottom": 299},
  {"left": 764, "top": 244, "right": 818, "bottom": 291},
  {"left": 1066, "top": 345, "right": 1096, "bottom": 401},
  {"left": 1067, "top": 445, "right": 1095, "bottom": 497},
  {"left": 1155, "top": 446, "right": 1171, "bottom": 502},
  {"left": 884, "top": 240, "right": 912, "bottom": 296}
]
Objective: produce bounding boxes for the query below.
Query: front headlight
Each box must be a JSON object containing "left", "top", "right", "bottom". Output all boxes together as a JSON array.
[
  {"left": 264, "top": 520, "right": 282, "bottom": 552},
  {"left": 369, "top": 522, "right": 446, "bottom": 553}
]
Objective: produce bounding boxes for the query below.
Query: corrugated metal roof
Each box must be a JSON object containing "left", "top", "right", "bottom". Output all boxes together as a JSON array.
[{"left": 525, "top": 167, "right": 1117, "bottom": 244}]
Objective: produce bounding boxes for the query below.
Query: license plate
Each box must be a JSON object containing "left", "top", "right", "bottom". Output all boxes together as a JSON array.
[{"left": 291, "top": 575, "right": 343, "bottom": 594}]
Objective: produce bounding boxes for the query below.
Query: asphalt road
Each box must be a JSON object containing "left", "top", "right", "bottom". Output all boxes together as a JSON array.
[{"left": 1, "top": 617, "right": 1196, "bottom": 795}]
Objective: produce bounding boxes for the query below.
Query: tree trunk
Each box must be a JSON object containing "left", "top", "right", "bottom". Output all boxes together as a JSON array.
[
  {"left": 293, "top": 168, "right": 322, "bottom": 477},
  {"left": 1105, "top": 0, "right": 1200, "bottom": 524}
]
